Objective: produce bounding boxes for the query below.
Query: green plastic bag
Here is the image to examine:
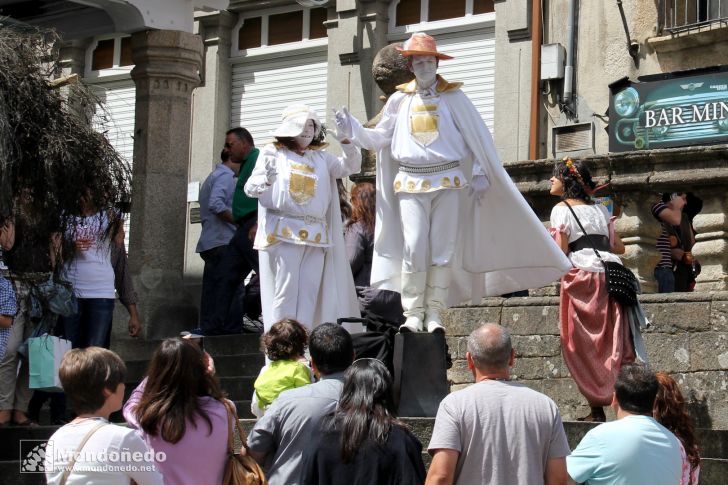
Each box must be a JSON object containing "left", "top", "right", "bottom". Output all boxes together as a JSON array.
[{"left": 28, "top": 335, "right": 71, "bottom": 392}]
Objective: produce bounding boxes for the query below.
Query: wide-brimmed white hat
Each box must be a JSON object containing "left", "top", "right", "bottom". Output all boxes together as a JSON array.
[{"left": 272, "top": 104, "right": 322, "bottom": 138}]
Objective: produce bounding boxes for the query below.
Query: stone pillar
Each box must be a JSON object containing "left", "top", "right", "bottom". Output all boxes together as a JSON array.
[
  {"left": 57, "top": 39, "right": 91, "bottom": 116},
  {"left": 129, "top": 30, "right": 203, "bottom": 339},
  {"left": 326, "top": 0, "right": 390, "bottom": 131},
  {"left": 58, "top": 39, "right": 89, "bottom": 77},
  {"left": 187, "top": 12, "right": 236, "bottom": 279},
  {"left": 692, "top": 189, "right": 728, "bottom": 291},
  {"left": 493, "top": 0, "right": 535, "bottom": 162}
]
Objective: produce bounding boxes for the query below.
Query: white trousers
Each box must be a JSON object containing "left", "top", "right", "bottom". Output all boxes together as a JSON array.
[
  {"left": 263, "top": 242, "right": 325, "bottom": 332},
  {"left": 398, "top": 189, "right": 461, "bottom": 273}
]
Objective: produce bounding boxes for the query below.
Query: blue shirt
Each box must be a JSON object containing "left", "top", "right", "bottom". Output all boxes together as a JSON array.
[
  {"left": 0, "top": 275, "right": 17, "bottom": 360},
  {"left": 0, "top": 275, "right": 16, "bottom": 316},
  {"left": 567, "top": 415, "right": 682, "bottom": 485},
  {"left": 196, "top": 164, "right": 237, "bottom": 253}
]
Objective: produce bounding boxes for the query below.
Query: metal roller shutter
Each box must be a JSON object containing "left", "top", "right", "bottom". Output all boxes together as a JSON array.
[
  {"left": 90, "top": 79, "right": 136, "bottom": 250},
  {"left": 429, "top": 27, "right": 496, "bottom": 133},
  {"left": 231, "top": 48, "right": 328, "bottom": 146}
]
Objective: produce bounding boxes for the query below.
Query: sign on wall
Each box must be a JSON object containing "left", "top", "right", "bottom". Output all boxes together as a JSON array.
[{"left": 609, "top": 66, "right": 728, "bottom": 152}]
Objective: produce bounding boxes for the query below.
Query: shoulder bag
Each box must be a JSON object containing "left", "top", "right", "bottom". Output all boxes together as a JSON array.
[
  {"left": 59, "top": 421, "right": 107, "bottom": 485},
  {"left": 221, "top": 399, "right": 267, "bottom": 485},
  {"left": 563, "top": 201, "right": 639, "bottom": 307}
]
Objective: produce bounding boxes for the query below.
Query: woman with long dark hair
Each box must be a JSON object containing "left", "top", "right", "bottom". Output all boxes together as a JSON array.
[
  {"left": 653, "top": 372, "right": 700, "bottom": 485},
  {"left": 301, "top": 358, "right": 425, "bottom": 484},
  {"left": 123, "top": 338, "right": 229, "bottom": 485},
  {"left": 549, "top": 158, "right": 647, "bottom": 422}
]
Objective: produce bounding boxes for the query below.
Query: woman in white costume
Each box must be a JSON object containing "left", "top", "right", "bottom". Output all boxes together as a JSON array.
[{"left": 245, "top": 105, "right": 361, "bottom": 331}]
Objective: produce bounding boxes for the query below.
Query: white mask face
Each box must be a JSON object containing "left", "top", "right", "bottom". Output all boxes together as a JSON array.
[
  {"left": 294, "top": 119, "right": 316, "bottom": 149},
  {"left": 411, "top": 55, "right": 438, "bottom": 89}
]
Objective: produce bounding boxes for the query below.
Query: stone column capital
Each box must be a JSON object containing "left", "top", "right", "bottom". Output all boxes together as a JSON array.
[
  {"left": 198, "top": 10, "right": 237, "bottom": 46},
  {"left": 130, "top": 30, "right": 203, "bottom": 95},
  {"left": 58, "top": 38, "right": 92, "bottom": 74}
]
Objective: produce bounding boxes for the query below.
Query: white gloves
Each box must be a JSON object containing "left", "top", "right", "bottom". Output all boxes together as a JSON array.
[
  {"left": 332, "top": 107, "right": 353, "bottom": 141},
  {"left": 264, "top": 157, "right": 277, "bottom": 185},
  {"left": 468, "top": 173, "right": 490, "bottom": 204}
]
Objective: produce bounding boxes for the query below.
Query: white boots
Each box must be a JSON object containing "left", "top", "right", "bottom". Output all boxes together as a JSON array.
[
  {"left": 424, "top": 266, "right": 448, "bottom": 334},
  {"left": 399, "top": 271, "right": 426, "bottom": 332},
  {"left": 399, "top": 267, "right": 449, "bottom": 334}
]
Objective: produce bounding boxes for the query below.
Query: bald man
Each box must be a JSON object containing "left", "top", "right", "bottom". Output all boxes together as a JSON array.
[{"left": 426, "top": 324, "right": 570, "bottom": 485}]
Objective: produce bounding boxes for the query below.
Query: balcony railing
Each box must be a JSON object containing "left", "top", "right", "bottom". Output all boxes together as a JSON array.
[{"left": 657, "top": 0, "right": 728, "bottom": 34}]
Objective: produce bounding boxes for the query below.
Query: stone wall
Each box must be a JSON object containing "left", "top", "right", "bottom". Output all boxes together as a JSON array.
[
  {"left": 504, "top": 146, "right": 728, "bottom": 294},
  {"left": 443, "top": 292, "right": 728, "bottom": 429}
]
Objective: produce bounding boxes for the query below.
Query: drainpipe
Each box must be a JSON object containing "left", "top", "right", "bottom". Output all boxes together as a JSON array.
[
  {"left": 529, "top": 0, "right": 543, "bottom": 160},
  {"left": 563, "top": 0, "right": 577, "bottom": 104}
]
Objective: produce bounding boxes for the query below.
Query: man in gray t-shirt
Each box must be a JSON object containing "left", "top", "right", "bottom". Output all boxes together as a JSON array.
[
  {"left": 426, "top": 324, "right": 570, "bottom": 485},
  {"left": 247, "top": 323, "right": 354, "bottom": 485}
]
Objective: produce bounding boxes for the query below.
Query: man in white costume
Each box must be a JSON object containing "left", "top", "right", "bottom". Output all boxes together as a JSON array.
[
  {"left": 335, "top": 33, "right": 571, "bottom": 333},
  {"left": 245, "top": 105, "right": 361, "bottom": 331}
]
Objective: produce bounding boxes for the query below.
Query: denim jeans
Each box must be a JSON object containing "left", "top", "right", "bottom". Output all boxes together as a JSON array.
[
  {"left": 654, "top": 266, "right": 675, "bottom": 294},
  {"left": 59, "top": 298, "right": 115, "bottom": 349}
]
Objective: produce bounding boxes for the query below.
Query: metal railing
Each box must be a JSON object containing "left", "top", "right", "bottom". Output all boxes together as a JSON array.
[{"left": 657, "top": 0, "right": 728, "bottom": 34}]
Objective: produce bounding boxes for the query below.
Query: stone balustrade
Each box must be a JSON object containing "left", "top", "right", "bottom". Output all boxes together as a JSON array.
[{"left": 503, "top": 145, "right": 728, "bottom": 293}]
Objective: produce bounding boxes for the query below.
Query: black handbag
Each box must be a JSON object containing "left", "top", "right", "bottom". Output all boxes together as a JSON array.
[{"left": 563, "top": 201, "right": 639, "bottom": 307}]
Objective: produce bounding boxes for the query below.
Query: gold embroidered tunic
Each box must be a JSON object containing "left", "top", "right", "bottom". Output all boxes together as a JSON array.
[
  {"left": 388, "top": 78, "right": 477, "bottom": 194},
  {"left": 245, "top": 143, "right": 361, "bottom": 249}
]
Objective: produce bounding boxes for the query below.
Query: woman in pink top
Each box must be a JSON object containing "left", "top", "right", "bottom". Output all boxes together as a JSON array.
[{"left": 124, "top": 338, "right": 229, "bottom": 485}]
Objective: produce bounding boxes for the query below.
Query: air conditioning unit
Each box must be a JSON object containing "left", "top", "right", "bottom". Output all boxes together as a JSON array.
[{"left": 552, "top": 122, "right": 594, "bottom": 157}]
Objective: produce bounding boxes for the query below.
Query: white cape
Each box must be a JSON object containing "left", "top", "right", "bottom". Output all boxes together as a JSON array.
[{"left": 367, "top": 88, "right": 571, "bottom": 305}]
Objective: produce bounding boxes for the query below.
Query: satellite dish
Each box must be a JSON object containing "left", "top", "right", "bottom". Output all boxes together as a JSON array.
[{"left": 295, "top": 0, "right": 330, "bottom": 6}]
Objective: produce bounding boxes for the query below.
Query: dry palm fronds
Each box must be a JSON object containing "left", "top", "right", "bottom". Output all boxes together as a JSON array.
[{"left": 0, "top": 20, "right": 131, "bottom": 272}]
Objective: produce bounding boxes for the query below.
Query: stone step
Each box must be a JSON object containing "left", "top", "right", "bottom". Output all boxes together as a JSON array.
[
  {"left": 117, "top": 376, "right": 256, "bottom": 406},
  {"left": 124, "top": 353, "right": 265, "bottom": 382},
  {"left": 218, "top": 376, "right": 257, "bottom": 402},
  {"left": 0, "top": 463, "right": 44, "bottom": 485},
  {"left": 0, "top": 425, "right": 56, "bottom": 462},
  {"left": 701, "top": 459, "right": 728, "bottom": 485},
  {"left": 111, "top": 333, "right": 262, "bottom": 362}
]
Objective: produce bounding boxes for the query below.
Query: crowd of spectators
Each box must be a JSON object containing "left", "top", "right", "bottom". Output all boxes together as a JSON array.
[
  {"left": 0, "top": 161, "right": 703, "bottom": 485},
  {"left": 38, "top": 321, "right": 698, "bottom": 485}
]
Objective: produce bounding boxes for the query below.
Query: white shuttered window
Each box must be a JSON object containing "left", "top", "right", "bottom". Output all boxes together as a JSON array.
[
  {"left": 432, "top": 28, "right": 495, "bottom": 131},
  {"left": 91, "top": 79, "right": 136, "bottom": 250},
  {"left": 230, "top": 49, "right": 328, "bottom": 146}
]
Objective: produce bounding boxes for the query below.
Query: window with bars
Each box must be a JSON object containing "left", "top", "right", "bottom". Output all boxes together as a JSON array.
[{"left": 657, "top": 0, "right": 728, "bottom": 34}]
